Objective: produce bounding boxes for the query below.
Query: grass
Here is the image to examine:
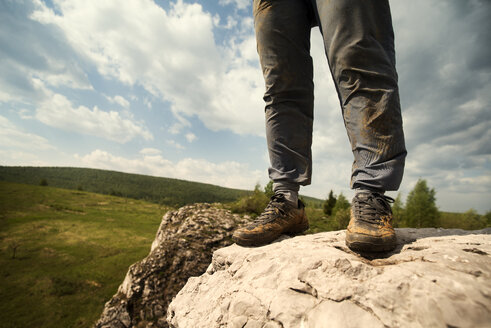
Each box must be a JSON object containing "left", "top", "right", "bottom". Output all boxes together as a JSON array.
[
  {"left": 2, "top": 177, "right": 484, "bottom": 328},
  {"left": 0, "top": 181, "right": 170, "bottom": 328},
  {"left": 305, "top": 207, "right": 333, "bottom": 233}
]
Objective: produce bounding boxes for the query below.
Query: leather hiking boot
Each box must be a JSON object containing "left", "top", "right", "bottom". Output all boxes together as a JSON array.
[
  {"left": 232, "top": 194, "right": 309, "bottom": 247},
  {"left": 346, "top": 191, "right": 396, "bottom": 252}
]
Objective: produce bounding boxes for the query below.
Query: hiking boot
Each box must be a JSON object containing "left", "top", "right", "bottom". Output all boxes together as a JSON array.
[
  {"left": 345, "top": 191, "right": 396, "bottom": 252},
  {"left": 232, "top": 194, "right": 309, "bottom": 247}
]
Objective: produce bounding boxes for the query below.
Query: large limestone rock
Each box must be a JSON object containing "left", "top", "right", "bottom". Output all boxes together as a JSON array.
[
  {"left": 167, "top": 228, "right": 491, "bottom": 328},
  {"left": 95, "top": 203, "right": 247, "bottom": 328}
]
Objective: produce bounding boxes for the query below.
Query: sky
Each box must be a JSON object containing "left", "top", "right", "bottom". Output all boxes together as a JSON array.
[{"left": 1, "top": 0, "right": 490, "bottom": 213}]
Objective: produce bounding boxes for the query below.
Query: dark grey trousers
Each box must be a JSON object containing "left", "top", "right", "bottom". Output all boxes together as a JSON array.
[{"left": 254, "top": 0, "right": 407, "bottom": 193}]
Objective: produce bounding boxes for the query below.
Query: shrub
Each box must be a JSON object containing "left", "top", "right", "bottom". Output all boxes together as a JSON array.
[
  {"left": 230, "top": 183, "right": 269, "bottom": 216},
  {"left": 333, "top": 207, "right": 351, "bottom": 230}
]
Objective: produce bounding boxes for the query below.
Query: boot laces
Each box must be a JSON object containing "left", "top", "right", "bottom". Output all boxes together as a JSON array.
[
  {"left": 354, "top": 192, "right": 394, "bottom": 224},
  {"left": 250, "top": 194, "right": 287, "bottom": 226}
]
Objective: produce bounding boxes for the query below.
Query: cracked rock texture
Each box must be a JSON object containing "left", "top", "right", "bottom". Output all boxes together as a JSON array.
[
  {"left": 167, "top": 228, "right": 491, "bottom": 328},
  {"left": 95, "top": 203, "right": 247, "bottom": 328}
]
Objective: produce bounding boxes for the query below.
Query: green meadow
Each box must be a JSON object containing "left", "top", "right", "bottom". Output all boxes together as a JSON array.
[
  {"left": 0, "top": 181, "right": 169, "bottom": 328},
  {"left": 1, "top": 168, "right": 487, "bottom": 328}
]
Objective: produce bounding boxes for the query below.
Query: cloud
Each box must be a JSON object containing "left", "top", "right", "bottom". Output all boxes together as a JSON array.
[
  {"left": 106, "top": 95, "right": 130, "bottom": 108},
  {"left": 143, "top": 98, "right": 152, "bottom": 109},
  {"left": 2, "top": 0, "right": 489, "bottom": 213},
  {"left": 391, "top": 1, "right": 491, "bottom": 148},
  {"left": 75, "top": 149, "right": 264, "bottom": 189},
  {"left": 185, "top": 133, "right": 196, "bottom": 143},
  {"left": 0, "top": 115, "right": 54, "bottom": 151},
  {"left": 219, "top": 0, "right": 250, "bottom": 10},
  {"left": 387, "top": 0, "right": 491, "bottom": 209},
  {"left": 35, "top": 90, "right": 153, "bottom": 143},
  {"left": 30, "top": 0, "right": 265, "bottom": 136},
  {"left": 0, "top": 0, "right": 91, "bottom": 104},
  {"left": 299, "top": 2, "right": 491, "bottom": 212},
  {"left": 140, "top": 148, "right": 162, "bottom": 156},
  {"left": 166, "top": 140, "right": 184, "bottom": 150}
]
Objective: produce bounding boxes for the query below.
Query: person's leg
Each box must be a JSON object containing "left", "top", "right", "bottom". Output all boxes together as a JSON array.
[
  {"left": 313, "top": 0, "right": 406, "bottom": 251},
  {"left": 313, "top": 0, "right": 406, "bottom": 193},
  {"left": 255, "top": 0, "right": 315, "bottom": 205},
  {"left": 232, "top": 0, "right": 314, "bottom": 247}
]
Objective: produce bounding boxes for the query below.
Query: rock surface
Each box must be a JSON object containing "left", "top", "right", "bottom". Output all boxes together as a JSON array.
[
  {"left": 167, "top": 228, "right": 491, "bottom": 328},
  {"left": 95, "top": 203, "right": 247, "bottom": 328}
]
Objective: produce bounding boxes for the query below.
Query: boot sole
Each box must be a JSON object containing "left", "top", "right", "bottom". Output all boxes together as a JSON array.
[
  {"left": 345, "top": 233, "right": 396, "bottom": 252},
  {"left": 233, "top": 220, "right": 309, "bottom": 247}
]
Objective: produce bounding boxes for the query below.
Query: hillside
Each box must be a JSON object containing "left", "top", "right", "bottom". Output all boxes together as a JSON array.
[
  {"left": 0, "top": 166, "right": 251, "bottom": 207},
  {"left": 0, "top": 181, "right": 170, "bottom": 328}
]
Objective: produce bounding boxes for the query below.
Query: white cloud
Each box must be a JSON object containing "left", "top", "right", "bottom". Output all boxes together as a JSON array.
[
  {"left": 185, "top": 133, "right": 196, "bottom": 143},
  {"left": 75, "top": 149, "right": 265, "bottom": 189},
  {"left": 30, "top": 0, "right": 265, "bottom": 136},
  {"left": 219, "top": 15, "right": 238, "bottom": 29},
  {"left": 143, "top": 98, "right": 152, "bottom": 109},
  {"left": 140, "top": 148, "right": 162, "bottom": 155},
  {"left": 19, "top": 109, "right": 35, "bottom": 119},
  {"left": 219, "top": 0, "right": 250, "bottom": 10},
  {"left": 106, "top": 95, "right": 130, "bottom": 108},
  {"left": 0, "top": 0, "right": 92, "bottom": 104},
  {"left": 166, "top": 140, "right": 184, "bottom": 150},
  {"left": 300, "top": 4, "right": 491, "bottom": 214},
  {"left": 2, "top": 0, "right": 489, "bottom": 213},
  {"left": 387, "top": 0, "right": 491, "bottom": 210},
  {"left": 0, "top": 114, "right": 54, "bottom": 151},
  {"left": 35, "top": 90, "right": 153, "bottom": 143}
]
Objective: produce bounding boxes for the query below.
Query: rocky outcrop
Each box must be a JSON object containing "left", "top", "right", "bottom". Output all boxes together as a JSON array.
[
  {"left": 167, "top": 228, "right": 491, "bottom": 328},
  {"left": 95, "top": 203, "right": 247, "bottom": 328}
]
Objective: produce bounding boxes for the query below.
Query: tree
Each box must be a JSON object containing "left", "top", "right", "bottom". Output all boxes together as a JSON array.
[
  {"left": 485, "top": 211, "right": 491, "bottom": 226},
  {"left": 323, "top": 190, "right": 337, "bottom": 216},
  {"left": 333, "top": 208, "right": 351, "bottom": 230},
  {"left": 264, "top": 180, "right": 274, "bottom": 199},
  {"left": 391, "top": 193, "right": 405, "bottom": 227},
  {"left": 331, "top": 193, "right": 350, "bottom": 218},
  {"left": 405, "top": 179, "right": 440, "bottom": 228},
  {"left": 7, "top": 239, "right": 20, "bottom": 259},
  {"left": 461, "top": 209, "right": 487, "bottom": 230},
  {"left": 231, "top": 183, "right": 269, "bottom": 216}
]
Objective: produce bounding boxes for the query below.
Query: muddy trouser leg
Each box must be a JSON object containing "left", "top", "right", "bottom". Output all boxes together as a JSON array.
[
  {"left": 253, "top": 0, "right": 315, "bottom": 195},
  {"left": 313, "top": 0, "right": 407, "bottom": 191}
]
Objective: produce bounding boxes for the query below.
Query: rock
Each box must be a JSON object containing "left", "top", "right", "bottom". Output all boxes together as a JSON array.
[
  {"left": 95, "top": 203, "right": 247, "bottom": 328},
  {"left": 167, "top": 228, "right": 491, "bottom": 328}
]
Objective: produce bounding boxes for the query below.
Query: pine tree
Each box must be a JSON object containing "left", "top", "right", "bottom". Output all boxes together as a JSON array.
[
  {"left": 323, "top": 190, "right": 337, "bottom": 216},
  {"left": 326, "top": 192, "right": 350, "bottom": 230},
  {"left": 405, "top": 179, "right": 440, "bottom": 228}
]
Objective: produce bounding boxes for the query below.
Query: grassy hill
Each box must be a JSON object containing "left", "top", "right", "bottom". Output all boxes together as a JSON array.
[
  {"left": 0, "top": 178, "right": 324, "bottom": 328},
  {"left": 0, "top": 177, "right": 487, "bottom": 327},
  {"left": 0, "top": 181, "right": 170, "bottom": 328},
  {"left": 0, "top": 166, "right": 251, "bottom": 207}
]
